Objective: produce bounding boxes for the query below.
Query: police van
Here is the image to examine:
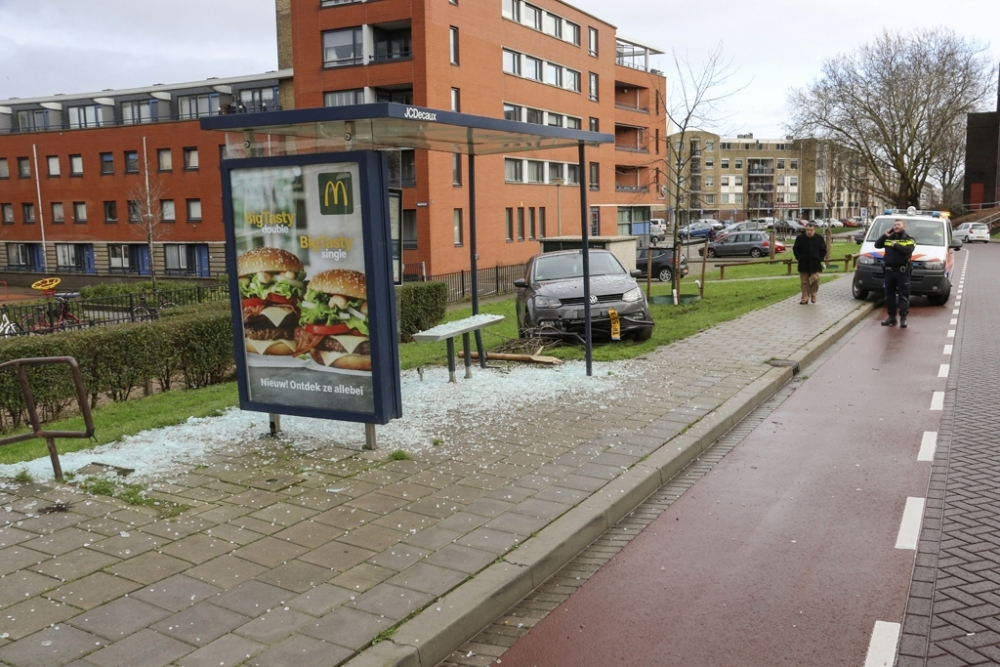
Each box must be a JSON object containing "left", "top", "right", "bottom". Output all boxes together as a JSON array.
[{"left": 852, "top": 207, "right": 962, "bottom": 305}]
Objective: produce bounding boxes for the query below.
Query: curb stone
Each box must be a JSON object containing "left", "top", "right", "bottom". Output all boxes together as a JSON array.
[{"left": 348, "top": 298, "right": 877, "bottom": 667}]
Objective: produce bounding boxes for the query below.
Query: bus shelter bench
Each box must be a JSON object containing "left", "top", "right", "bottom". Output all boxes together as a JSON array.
[{"left": 411, "top": 314, "right": 505, "bottom": 383}]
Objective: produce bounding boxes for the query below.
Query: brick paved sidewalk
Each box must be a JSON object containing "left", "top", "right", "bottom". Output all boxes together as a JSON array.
[{"left": 0, "top": 276, "right": 868, "bottom": 667}]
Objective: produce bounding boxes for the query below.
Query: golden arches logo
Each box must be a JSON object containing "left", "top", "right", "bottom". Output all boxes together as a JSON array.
[{"left": 318, "top": 173, "right": 354, "bottom": 214}]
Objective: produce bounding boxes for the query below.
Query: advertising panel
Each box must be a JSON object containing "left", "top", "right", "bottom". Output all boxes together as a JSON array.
[{"left": 222, "top": 151, "right": 401, "bottom": 425}]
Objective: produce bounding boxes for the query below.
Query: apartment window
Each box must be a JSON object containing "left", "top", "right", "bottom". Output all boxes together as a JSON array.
[
  {"left": 127, "top": 200, "right": 141, "bottom": 223},
  {"left": 590, "top": 206, "right": 600, "bottom": 235},
  {"left": 527, "top": 160, "right": 544, "bottom": 183},
  {"left": 122, "top": 99, "right": 157, "bottom": 124},
  {"left": 721, "top": 176, "right": 730, "bottom": 186},
  {"left": 564, "top": 22, "right": 580, "bottom": 45},
  {"left": 161, "top": 200, "right": 175, "bottom": 222},
  {"left": 187, "top": 199, "right": 202, "bottom": 222},
  {"left": 451, "top": 88, "right": 460, "bottom": 112},
  {"left": 789, "top": 194, "right": 799, "bottom": 203},
  {"left": 721, "top": 194, "right": 730, "bottom": 204},
  {"left": 544, "top": 62, "right": 562, "bottom": 86},
  {"left": 589, "top": 73, "right": 599, "bottom": 101},
  {"left": 590, "top": 162, "right": 600, "bottom": 190},
  {"left": 505, "top": 158, "right": 523, "bottom": 182},
  {"left": 109, "top": 244, "right": 131, "bottom": 270},
  {"left": 565, "top": 69, "right": 580, "bottom": 92},
  {"left": 503, "top": 103, "right": 521, "bottom": 121},
  {"left": 776, "top": 176, "right": 785, "bottom": 186},
  {"left": 777, "top": 159, "right": 785, "bottom": 169},
  {"left": 18, "top": 157, "right": 30, "bottom": 178},
  {"left": 566, "top": 116, "right": 581, "bottom": 129},
  {"left": 589, "top": 117, "right": 599, "bottom": 132},
  {"left": 790, "top": 160, "right": 799, "bottom": 170},
  {"left": 524, "top": 56, "right": 542, "bottom": 81},
  {"left": 178, "top": 93, "right": 220, "bottom": 119},
  {"left": 542, "top": 13, "right": 561, "bottom": 38},
  {"left": 735, "top": 159, "right": 743, "bottom": 169},
  {"left": 735, "top": 176, "right": 743, "bottom": 186},
  {"left": 525, "top": 108, "right": 543, "bottom": 125},
  {"left": 529, "top": 207, "right": 536, "bottom": 239},
  {"left": 705, "top": 176, "right": 714, "bottom": 187},
  {"left": 449, "top": 27, "right": 459, "bottom": 65},
  {"left": 402, "top": 210, "right": 417, "bottom": 249},
  {"left": 100, "top": 153, "right": 114, "bottom": 174},
  {"left": 588, "top": 27, "right": 598, "bottom": 56},
  {"left": 1, "top": 204, "right": 12, "bottom": 224},
  {"left": 522, "top": 4, "right": 541, "bottom": 29},
  {"left": 549, "top": 163, "right": 563, "bottom": 182},
  {"left": 815, "top": 192, "right": 824, "bottom": 203},
  {"left": 372, "top": 26, "right": 412, "bottom": 62},
  {"left": 51, "top": 202, "right": 64, "bottom": 224},
  {"left": 47, "top": 156, "right": 60, "bottom": 177},
  {"left": 323, "top": 27, "right": 364, "bottom": 67},
  {"left": 152, "top": 149, "right": 170, "bottom": 173},
  {"left": 502, "top": 49, "right": 521, "bottom": 75},
  {"left": 502, "top": 0, "right": 520, "bottom": 21},
  {"left": 452, "top": 154, "right": 462, "bottom": 186},
  {"left": 70, "top": 155, "right": 83, "bottom": 176},
  {"left": 705, "top": 159, "right": 714, "bottom": 169},
  {"left": 567, "top": 164, "right": 579, "bottom": 184},
  {"left": 125, "top": 150, "right": 139, "bottom": 173},
  {"left": 453, "top": 209, "right": 463, "bottom": 245},
  {"left": 547, "top": 113, "right": 563, "bottom": 127},
  {"left": 73, "top": 202, "right": 87, "bottom": 223},
  {"left": 789, "top": 176, "right": 798, "bottom": 186},
  {"left": 68, "top": 105, "right": 107, "bottom": 129},
  {"left": 704, "top": 194, "right": 716, "bottom": 204},
  {"left": 183, "top": 147, "right": 199, "bottom": 170},
  {"left": 324, "top": 89, "right": 365, "bottom": 107},
  {"left": 22, "top": 204, "right": 35, "bottom": 224},
  {"left": 734, "top": 194, "right": 744, "bottom": 204},
  {"left": 164, "top": 245, "right": 194, "bottom": 274},
  {"left": 517, "top": 207, "right": 525, "bottom": 240},
  {"left": 539, "top": 207, "right": 546, "bottom": 238},
  {"left": 0, "top": 158, "right": 7, "bottom": 179},
  {"left": 505, "top": 208, "right": 514, "bottom": 241},
  {"left": 721, "top": 158, "right": 730, "bottom": 169},
  {"left": 104, "top": 201, "right": 118, "bottom": 223},
  {"left": 239, "top": 86, "right": 279, "bottom": 112}
]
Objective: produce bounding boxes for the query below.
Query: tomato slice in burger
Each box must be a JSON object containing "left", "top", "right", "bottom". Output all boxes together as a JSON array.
[
  {"left": 268, "top": 294, "right": 300, "bottom": 305},
  {"left": 305, "top": 323, "right": 351, "bottom": 336},
  {"left": 242, "top": 297, "right": 267, "bottom": 308}
]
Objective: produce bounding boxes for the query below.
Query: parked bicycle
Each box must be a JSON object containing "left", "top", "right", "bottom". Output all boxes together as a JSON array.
[
  {"left": 0, "top": 305, "right": 24, "bottom": 337},
  {"left": 132, "top": 291, "right": 179, "bottom": 321},
  {"left": 21, "top": 294, "right": 83, "bottom": 332}
]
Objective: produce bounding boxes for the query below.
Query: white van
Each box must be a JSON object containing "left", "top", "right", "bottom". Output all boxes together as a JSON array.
[{"left": 852, "top": 207, "right": 962, "bottom": 305}]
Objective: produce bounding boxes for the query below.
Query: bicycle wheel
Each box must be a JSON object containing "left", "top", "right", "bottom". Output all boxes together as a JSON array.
[
  {"left": 21, "top": 313, "right": 50, "bottom": 332},
  {"left": 132, "top": 306, "right": 153, "bottom": 322},
  {"left": 61, "top": 312, "right": 83, "bottom": 329}
]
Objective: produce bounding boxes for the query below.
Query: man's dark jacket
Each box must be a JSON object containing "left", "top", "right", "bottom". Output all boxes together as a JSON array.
[
  {"left": 793, "top": 232, "right": 827, "bottom": 274},
  {"left": 874, "top": 231, "right": 916, "bottom": 267}
]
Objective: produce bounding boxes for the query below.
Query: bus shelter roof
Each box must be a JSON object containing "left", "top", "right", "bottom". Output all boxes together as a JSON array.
[{"left": 200, "top": 102, "right": 613, "bottom": 155}]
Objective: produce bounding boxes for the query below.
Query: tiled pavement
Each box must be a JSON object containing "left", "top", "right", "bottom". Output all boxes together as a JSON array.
[
  {"left": 0, "top": 277, "right": 869, "bottom": 667},
  {"left": 897, "top": 247, "right": 1000, "bottom": 666}
]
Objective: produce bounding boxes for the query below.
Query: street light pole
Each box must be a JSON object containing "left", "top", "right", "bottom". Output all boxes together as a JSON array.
[{"left": 552, "top": 177, "right": 565, "bottom": 235}]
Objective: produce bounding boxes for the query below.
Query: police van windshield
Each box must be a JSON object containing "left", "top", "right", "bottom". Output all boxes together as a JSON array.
[{"left": 869, "top": 218, "right": 946, "bottom": 246}]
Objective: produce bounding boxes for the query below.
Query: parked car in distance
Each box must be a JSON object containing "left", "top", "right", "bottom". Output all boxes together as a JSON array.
[
  {"left": 716, "top": 220, "right": 764, "bottom": 240},
  {"left": 698, "top": 231, "right": 777, "bottom": 258},
  {"left": 953, "top": 222, "right": 990, "bottom": 243},
  {"left": 775, "top": 218, "right": 806, "bottom": 234},
  {"left": 635, "top": 247, "right": 689, "bottom": 283},
  {"left": 514, "top": 249, "right": 655, "bottom": 341},
  {"left": 648, "top": 219, "right": 668, "bottom": 244},
  {"left": 678, "top": 221, "right": 714, "bottom": 239}
]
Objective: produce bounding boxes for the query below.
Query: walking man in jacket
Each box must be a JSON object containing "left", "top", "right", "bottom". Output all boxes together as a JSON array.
[
  {"left": 793, "top": 222, "right": 827, "bottom": 304},
  {"left": 875, "top": 218, "right": 916, "bottom": 327}
]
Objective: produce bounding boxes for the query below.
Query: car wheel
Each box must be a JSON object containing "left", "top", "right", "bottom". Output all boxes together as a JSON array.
[
  {"left": 657, "top": 267, "right": 672, "bottom": 282},
  {"left": 750, "top": 248, "right": 762, "bottom": 258},
  {"left": 852, "top": 278, "right": 870, "bottom": 301},
  {"left": 706, "top": 248, "right": 717, "bottom": 258},
  {"left": 962, "top": 236, "right": 969, "bottom": 243},
  {"left": 633, "top": 326, "right": 653, "bottom": 342}
]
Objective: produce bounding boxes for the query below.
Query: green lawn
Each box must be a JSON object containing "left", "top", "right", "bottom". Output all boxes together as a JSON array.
[{"left": 686, "top": 240, "right": 860, "bottom": 282}]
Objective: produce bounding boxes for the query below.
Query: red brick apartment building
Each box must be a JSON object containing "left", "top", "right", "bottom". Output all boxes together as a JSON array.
[{"left": 0, "top": 0, "right": 666, "bottom": 284}]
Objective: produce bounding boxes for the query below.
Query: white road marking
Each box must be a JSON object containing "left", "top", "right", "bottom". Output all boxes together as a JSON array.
[
  {"left": 944, "top": 345, "right": 953, "bottom": 355},
  {"left": 947, "top": 330, "right": 955, "bottom": 338},
  {"left": 950, "top": 318, "right": 958, "bottom": 325},
  {"left": 918, "top": 432, "right": 937, "bottom": 462},
  {"left": 939, "top": 364, "right": 950, "bottom": 378},
  {"left": 952, "top": 309, "right": 960, "bottom": 315},
  {"left": 864, "top": 621, "right": 901, "bottom": 667},
  {"left": 895, "top": 497, "right": 926, "bottom": 550},
  {"left": 931, "top": 391, "right": 945, "bottom": 410}
]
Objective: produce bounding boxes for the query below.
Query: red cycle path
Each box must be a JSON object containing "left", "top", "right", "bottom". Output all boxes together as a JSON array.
[{"left": 500, "top": 269, "right": 963, "bottom": 667}]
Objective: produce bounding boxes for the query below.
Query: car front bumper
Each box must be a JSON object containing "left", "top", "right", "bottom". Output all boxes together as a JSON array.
[
  {"left": 853, "top": 265, "right": 951, "bottom": 295},
  {"left": 530, "top": 300, "right": 653, "bottom": 336}
]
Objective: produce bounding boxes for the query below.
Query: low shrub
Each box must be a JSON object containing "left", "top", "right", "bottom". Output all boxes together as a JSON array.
[
  {"left": 396, "top": 282, "right": 448, "bottom": 342},
  {"left": 78, "top": 280, "right": 199, "bottom": 299}
]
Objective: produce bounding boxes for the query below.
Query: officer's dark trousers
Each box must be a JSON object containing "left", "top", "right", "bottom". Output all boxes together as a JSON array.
[{"left": 884, "top": 267, "right": 910, "bottom": 317}]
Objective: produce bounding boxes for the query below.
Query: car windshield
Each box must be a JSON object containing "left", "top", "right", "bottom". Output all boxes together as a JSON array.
[
  {"left": 869, "top": 218, "right": 946, "bottom": 246},
  {"left": 533, "top": 253, "right": 624, "bottom": 281}
]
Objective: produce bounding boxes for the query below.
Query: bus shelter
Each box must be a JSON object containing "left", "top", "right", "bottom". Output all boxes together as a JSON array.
[{"left": 201, "top": 103, "right": 613, "bottom": 376}]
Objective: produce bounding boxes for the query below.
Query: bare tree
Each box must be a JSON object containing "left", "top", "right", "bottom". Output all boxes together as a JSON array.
[
  {"left": 126, "top": 160, "right": 170, "bottom": 291},
  {"left": 931, "top": 116, "right": 967, "bottom": 209},
  {"left": 788, "top": 28, "right": 995, "bottom": 209},
  {"left": 663, "top": 43, "right": 747, "bottom": 300}
]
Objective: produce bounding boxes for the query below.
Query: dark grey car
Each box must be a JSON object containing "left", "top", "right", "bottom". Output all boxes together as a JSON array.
[
  {"left": 700, "top": 231, "right": 770, "bottom": 258},
  {"left": 514, "top": 249, "right": 655, "bottom": 341}
]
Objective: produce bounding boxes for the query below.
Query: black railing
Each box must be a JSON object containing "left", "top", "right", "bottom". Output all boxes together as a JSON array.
[
  {"left": 402, "top": 263, "right": 528, "bottom": 304},
  {"left": 0, "top": 106, "right": 283, "bottom": 135}
]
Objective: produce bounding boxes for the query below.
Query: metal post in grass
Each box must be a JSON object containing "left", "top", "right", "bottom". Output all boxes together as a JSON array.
[{"left": 700, "top": 238, "right": 709, "bottom": 298}]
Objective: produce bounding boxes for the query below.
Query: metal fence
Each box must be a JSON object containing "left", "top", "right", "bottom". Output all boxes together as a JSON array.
[
  {"left": 403, "top": 263, "right": 527, "bottom": 304},
  {"left": 0, "top": 285, "right": 229, "bottom": 335}
]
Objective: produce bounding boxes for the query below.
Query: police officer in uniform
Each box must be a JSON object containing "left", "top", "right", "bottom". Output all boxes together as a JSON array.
[{"left": 875, "top": 218, "right": 916, "bottom": 328}]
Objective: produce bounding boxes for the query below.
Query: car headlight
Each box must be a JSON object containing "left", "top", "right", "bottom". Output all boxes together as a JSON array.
[
  {"left": 622, "top": 287, "right": 643, "bottom": 303},
  {"left": 533, "top": 295, "right": 562, "bottom": 308},
  {"left": 922, "top": 261, "right": 944, "bottom": 270},
  {"left": 858, "top": 255, "right": 875, "bottom": 265}
]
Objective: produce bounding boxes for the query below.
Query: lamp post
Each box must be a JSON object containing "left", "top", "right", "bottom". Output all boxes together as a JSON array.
[{"left": 551, "top": 177, "right": 565, "bottom": 235}]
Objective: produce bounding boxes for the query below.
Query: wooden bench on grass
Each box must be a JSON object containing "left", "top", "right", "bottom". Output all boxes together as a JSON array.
[
  {"left": 714, "top": 254, "right": 859, "bottom": 279},
  {"left": 411, "top": 314, "right": 505, "bottom": 383}
]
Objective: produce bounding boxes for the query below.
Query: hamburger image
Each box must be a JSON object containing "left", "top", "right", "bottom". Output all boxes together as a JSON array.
[
  {"left": 237, "top": 247, "right": 306, "bottom": 356},
  {"left": 294, "top": 269, "right": 371, "bottom": 372}
]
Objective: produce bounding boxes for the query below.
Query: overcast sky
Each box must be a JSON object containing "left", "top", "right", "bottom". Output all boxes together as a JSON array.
[{"left": 1, "top": 0, "right": 998, "bottom": 137}]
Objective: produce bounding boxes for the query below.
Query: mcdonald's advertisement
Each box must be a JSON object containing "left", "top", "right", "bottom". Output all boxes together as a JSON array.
[{"left": 223, "top": 152, "right": 402, "bottom": 424}]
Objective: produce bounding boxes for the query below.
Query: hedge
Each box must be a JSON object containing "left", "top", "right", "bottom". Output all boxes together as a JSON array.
[
  {"left": 0, "top": 301, "right": 233, "bottom": 433},
  {"left": 396, "top": 282, "right": 448, "bottom": 342},
  {"left": 78, "top": 280, "right": 201, "bottom": 299}
]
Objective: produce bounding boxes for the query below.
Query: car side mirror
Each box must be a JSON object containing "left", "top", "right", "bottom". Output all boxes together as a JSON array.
[
  {"left": 513, "top": 278, "right": 527, "bottom": 288},
  {"left": 950, "top": 242, "right": 962, "bottom": 251},
  {"left": 629, "top": 269, "right": 643, "bottom": 278}
]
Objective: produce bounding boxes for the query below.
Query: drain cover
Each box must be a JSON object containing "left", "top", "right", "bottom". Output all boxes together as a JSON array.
[{"left": 769, "top": 359, "right": 800, "bottom": 373}]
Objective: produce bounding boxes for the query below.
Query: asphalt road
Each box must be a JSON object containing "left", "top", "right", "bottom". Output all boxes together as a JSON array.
[{"left": 499, "top": 254, "right": 965, "bottom": 666}]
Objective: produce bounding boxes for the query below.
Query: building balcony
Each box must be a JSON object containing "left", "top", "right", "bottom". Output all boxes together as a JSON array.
[
  {"left": 748, "top": 184, "right": 775, "bottom": 193},
  {"left": 748, "top": 167, "right": 775, "bottom": 175},
  {"left": 614, "top": 102, "right": 648, "bottom": 113},
  {"left": 615, "top": 144, "right": 648, "bottom": 153},
  {"left": 615, "top": 184, "right": 649, "bottom": 193}
]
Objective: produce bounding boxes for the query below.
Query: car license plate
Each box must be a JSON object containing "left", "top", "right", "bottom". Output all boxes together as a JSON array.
[{"left": 609, "top": 308, "right": 621, "bottom": 340}]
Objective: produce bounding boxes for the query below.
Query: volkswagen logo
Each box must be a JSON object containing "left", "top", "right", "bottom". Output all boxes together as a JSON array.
[{"left": 589, "top": 295, "right": 598, "bottom": 305}]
